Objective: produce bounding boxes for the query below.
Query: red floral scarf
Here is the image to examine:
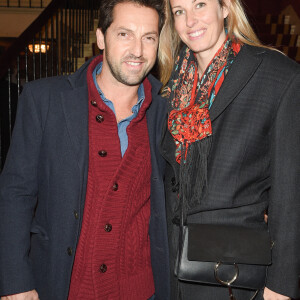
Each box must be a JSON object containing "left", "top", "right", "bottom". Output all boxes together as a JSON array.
[
  {"left": 167, "top": 37, "right": 241, "bottom": 163},
  {"left": 165, "top": 37, "right": 242, "bottom": 212}
]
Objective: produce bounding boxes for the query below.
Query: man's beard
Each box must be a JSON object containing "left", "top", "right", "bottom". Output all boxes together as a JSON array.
[{"left": 106, "top": 52, "right": 150, "bottom": 86}]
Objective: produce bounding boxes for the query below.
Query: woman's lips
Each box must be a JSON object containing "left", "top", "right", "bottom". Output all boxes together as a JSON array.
[{"left": 188, "top": 28, "right": 206, "bottom": 39}]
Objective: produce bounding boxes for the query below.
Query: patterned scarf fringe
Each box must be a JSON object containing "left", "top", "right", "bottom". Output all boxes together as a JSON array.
[{"left": 178, "top": 136, "right": 212, "bottom": 216}]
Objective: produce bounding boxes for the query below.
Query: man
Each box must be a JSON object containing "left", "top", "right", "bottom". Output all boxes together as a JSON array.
[{"left": 0, "top": 0, "right": 170, "bottom": 299}]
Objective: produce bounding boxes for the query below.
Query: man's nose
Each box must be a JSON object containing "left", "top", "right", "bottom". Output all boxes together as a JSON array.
[{"left": 130, "top": 39, "right": 143, "bottom": 58}]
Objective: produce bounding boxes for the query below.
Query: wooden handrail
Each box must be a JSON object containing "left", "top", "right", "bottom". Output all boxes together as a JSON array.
[{"left": 0, "top": 0, "right": 64, "bottom": 80}]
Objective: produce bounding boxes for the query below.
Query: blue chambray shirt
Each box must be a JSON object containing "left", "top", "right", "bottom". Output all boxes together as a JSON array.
[{"left": 92, "top": 62, "right": 145, "bottom": 157}]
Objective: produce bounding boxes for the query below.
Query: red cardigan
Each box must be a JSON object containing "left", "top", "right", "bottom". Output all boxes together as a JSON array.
[{"left": 68, "top": 56, "right": 155, "bottom": 299}]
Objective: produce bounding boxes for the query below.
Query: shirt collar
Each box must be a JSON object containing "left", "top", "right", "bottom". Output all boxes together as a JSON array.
[{"left": 92, "top": 62, "right": 145, "bottom": 111}]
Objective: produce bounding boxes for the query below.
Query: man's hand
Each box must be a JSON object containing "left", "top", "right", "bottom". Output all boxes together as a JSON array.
[
  {"left": 263, "top": 287, "right": 291, "bottom": 300},
  {"left": 1, "top": 290, "right": 39, "bottom": 300}
]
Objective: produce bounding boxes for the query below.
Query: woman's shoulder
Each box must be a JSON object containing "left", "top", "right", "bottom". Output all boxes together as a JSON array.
[{"left": 243, "top": 44, "right": 300, "bottom": 74}]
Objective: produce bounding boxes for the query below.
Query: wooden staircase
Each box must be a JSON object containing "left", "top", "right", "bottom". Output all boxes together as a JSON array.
[
  {"left": 253, "top": 13, "right": 300, "bottom": 62},
  {"left": 0, "top": 0, "right": 100, "bottom": 170},
  {"left": 77, "top": 18, "right": 100, "bottom": 68}
]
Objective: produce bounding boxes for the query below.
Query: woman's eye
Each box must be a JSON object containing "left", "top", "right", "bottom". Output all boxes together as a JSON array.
[
  {"left": 196, "top": 2, "right": 206, "bottom": 8},
  {"left": 174, "top": 9, "right": 184, "bottom": 16}
]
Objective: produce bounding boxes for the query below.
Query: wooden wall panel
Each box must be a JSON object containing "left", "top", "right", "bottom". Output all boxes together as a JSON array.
[{"left": 242, "top": 0, "right": 300, "bottom": 17}]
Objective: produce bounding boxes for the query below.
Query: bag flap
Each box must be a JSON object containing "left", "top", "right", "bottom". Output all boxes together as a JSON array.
[{"left": 188, "top": 224, "right": 272, "bottom": 265}]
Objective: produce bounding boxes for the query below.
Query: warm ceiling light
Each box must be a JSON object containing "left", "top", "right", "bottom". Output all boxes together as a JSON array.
[{"left": 28, "top": 43, "right": 50, "bottom": 53}]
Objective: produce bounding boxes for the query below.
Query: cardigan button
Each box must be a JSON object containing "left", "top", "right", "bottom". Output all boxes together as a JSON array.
[
  {"left": 112, "top": 183, "right": 118, "bottom": 191},
  {"left": 99, "top": 264, "right": 107, "bottom": 273},
  {"left": 91, "top": 100, "right": 97, "bottom": 107},
  {"left": 105, "top": 224, "right": 112, "bottom": 232},
  {"left": 98, "top": 150, "right": 107, "bottom": 157},
  {"left": 96, "top": 114, "right": 104, "bottom": 123}
]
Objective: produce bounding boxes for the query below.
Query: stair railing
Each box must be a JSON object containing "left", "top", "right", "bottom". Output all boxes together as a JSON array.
[{"left": 0, "top": 0, "right": 99, "bottom": 170}]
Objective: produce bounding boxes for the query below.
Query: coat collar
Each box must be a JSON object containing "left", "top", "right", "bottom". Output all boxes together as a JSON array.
[{"left": 209, "top": 44, "right": 265, "bottom": 121}]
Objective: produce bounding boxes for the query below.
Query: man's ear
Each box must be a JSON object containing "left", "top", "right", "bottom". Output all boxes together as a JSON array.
[{"left": 96, "top": 28, "right": 105, "bottom": 50}]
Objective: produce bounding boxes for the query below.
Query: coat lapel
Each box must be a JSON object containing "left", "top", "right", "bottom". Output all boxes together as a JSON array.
[
  {"left": 60, "top": 86, "right": 89, "bottom": 174},
  {"left": 60, "top": 63, "right": 90, "bottom": 175},
  {"left": 146, "top": 75, "right": 166, "bottom": 175},
  {"left": 210, "top": 45, "right": 265, "bottom": 121}
]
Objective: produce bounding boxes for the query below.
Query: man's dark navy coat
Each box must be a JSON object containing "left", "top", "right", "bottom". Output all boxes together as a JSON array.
[{"left": 0, "top": 58, "right": 170, "bottom": 300}]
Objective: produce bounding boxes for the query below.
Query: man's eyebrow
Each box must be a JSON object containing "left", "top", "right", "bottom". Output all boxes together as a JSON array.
[
  {"left": 116, "top": 27, "right": 158, "bottom": 36},
  {"left": 143, "top": 31, "right": 159, "bottom": 36},
  {"left": 116, "top": 26, "right": 133, "bottom": 32}
]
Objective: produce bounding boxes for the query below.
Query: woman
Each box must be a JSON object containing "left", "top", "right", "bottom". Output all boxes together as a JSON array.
[{"left": 158, "top": 0, "right": 300, "bottom": 299}]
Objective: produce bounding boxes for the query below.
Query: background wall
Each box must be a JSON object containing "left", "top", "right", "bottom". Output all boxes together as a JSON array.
[
  {"left": 243, "top": 0, "right": 300, "bottom": 17},
  {"left": 0, "top": 8, "right": 44, "bottom": 37}
]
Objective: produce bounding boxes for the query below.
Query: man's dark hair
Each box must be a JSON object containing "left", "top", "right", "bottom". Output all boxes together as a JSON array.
[{"left": 98, "top": 0, "right": 165, "bottom": 35}]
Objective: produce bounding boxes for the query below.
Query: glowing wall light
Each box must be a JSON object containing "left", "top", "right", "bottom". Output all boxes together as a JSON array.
[{"left": 28, "top": 43, "right": 50, "bottom": 53}]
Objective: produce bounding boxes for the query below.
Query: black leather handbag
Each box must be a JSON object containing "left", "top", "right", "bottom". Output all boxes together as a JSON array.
[{"left": 176, "top": 202, "right": 273, "bottom": 300}]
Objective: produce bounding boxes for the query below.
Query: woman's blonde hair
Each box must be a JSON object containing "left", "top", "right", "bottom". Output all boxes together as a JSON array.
[{"left": 159, "top": 0, "right": 265, "bottom": 86}]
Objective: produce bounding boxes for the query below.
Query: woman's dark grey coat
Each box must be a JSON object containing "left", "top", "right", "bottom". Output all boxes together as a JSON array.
[{"left": 161, "top": 45, "right": 300, "bottom": 300}]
